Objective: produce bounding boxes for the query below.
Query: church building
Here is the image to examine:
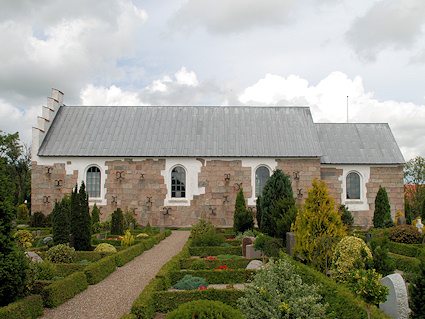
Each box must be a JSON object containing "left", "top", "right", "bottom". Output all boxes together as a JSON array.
[{"left": 31, "top": 89, "right": 405, "bottom": 228}]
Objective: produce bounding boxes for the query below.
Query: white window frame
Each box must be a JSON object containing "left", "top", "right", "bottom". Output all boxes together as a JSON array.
[{"left": 86, "top": 165, "right": 102, "bottom": 199}]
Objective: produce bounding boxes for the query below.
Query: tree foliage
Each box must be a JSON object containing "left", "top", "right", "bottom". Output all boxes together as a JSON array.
[
  {"left": 111, "top": 207, "right": 124, "bottom": 235},
  {"left": 368, "top": 235, "right": 395, "bottom": 277},
  {"left": 257, "top": 169, "right": 295, "bottom": 239},
  {"left": 52, "top": 196, "right": 70, "bottom": 245},
  {"left": 409, "top": 254, "right": 425, "bottom": 319},
  {"left": 292, "top": 178, "right": 346, "bottom": 271},
  {"left": 404, "top": 156, "right": 425, "bottom": 218},
  {"left": 0, "top": 157, "right": 28, "bottom": 306},
  {"left": 373, "top": 186, "right": 393, "bottom": 228},
  {"left": 69, "top": 182, "right": 92, "bottom": 250},
  {"left": 233, "top": 188, "right": 254, "bottom": 233}
]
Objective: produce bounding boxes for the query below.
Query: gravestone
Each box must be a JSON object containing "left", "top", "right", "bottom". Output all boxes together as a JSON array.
[
  {"left": 246, "top": 260, "right": 263, "bottom": 270},
  {"left": 43, "top": 236, "right": 53, "bottom": 245},
  {"left": 160, "top": 227, "right": 165, "bottom": 233},
  {"left": 96, "top": 233, "right": 105, "bottom": 240},
  {"left": 25, "top": 251, "right": 43, "bottom": 263},
  {"left": 242, "top": 237, "right": 255, "bottom": 258},
  {"left": 36, "top": 230, "right": 41, "bottom": 237},
  {"left": 416, "top": 218, "right": 423, "bottom": 233},
  {"left": 396, "top": 216, "right": 406, "bottom": 226},
  {"left": 246, "top": 244, "right": 262, "bottom": 259},
  {"left": 365, "top": 233, "right": 375, "bottom": 244},
  {"left": 286, "top": 232, "right": 296, "bottom": 256},
  {"left": 379, "top": 273, "right": 409, "bottom": 319}
]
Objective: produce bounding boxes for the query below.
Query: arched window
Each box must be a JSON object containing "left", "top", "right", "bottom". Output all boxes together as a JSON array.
[
  {"left": 346, "top": 172, "right": 360, "bottom": 200},
  {"left": 256, "top": 166, "right": 270, "bottom": 197},
  {"left": 86, "top": 166, "right": 101, "bottom": 198},
  {"left": 171, "top": 166, "right": 186, "bottom": 198}
]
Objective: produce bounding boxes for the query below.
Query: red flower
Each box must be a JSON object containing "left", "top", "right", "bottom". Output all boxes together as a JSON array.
[
  {"left": 203, "top": 256, "right": 218, "bottom": 260},
  {"left": 199, "top": 286, "right": 207, "bottom": 290},
  {"left": 226, "top": 238, "right": 235, "bottom": 241},
  {"left": 215, "top": 265, "right": 231, "bottom": 270}
]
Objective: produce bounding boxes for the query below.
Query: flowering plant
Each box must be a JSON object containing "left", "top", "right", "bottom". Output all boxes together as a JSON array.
[
  {"left": 199, "top": 286, "right": 208, "bottom": 290},
  {"left": 226, "top": 238, "right": 235, "bottom": 241},
  {"left": 203, "top": 256, "right": 217, "bottom": 260},
  {"left": 215, "top": 265, "right": 231, "bottom": 270}
]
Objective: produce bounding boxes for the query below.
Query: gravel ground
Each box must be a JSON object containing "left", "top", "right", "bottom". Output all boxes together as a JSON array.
[{"left": 41, "top": 230, "right": 190, "bottom": 319}]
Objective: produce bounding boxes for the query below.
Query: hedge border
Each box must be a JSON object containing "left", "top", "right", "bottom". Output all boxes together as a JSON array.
[
  {"left": 0, "top": 294, "right": 44, "bottom": 319},
  {"left": 169, "top": 269, "right": 255, "bottom": 285},
  {"left": 188, "top": 246, "right": 242, "bottom": 257},
  {"left": 180, "top": 258, "right": 257, "bottom": 270},
  {"left": 388, "top": 241, "right": 424, "bottom": 258}
]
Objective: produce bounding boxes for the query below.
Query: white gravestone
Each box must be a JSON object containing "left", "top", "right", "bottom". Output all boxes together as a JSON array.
[
  {"left": 379, "top": 273, "right": 409, "bottom": 319},
  {"left": 416, "top": 218, "right": 423, "bottom": 233}
]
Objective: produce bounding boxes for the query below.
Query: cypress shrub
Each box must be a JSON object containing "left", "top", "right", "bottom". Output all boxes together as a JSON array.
[
  {"left": 111, "top": 208, "right": 124, "bottom": 235},
  {"left": 373, "top": 186, "right": 393, "bottom": 228},
  {"left": 91, "top": 203, "right": 100, "bottom": 225},
  {"left": 0, "top": 158, "right": 29, "bottom": 306},
  {"left": 292, "top": 178, "right": 345, "bottom": 272},
  {"left": 52, "top": 197, "right": 70, "bottom": 245},
  {"left": 233, "top": 188, "right": 254, "bottom": 233},
  {"left": 405, "top": 199, "right": 413, "bottom": 225},
  {"left": 69, "top": 182, "right": 92, "bottom": 251},
  {"left": 16, "top": 204, "right": 28, "bottom": 221}
]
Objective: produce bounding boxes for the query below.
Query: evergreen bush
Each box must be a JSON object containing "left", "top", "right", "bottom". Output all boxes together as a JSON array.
[
  {"left": 254, "top": 233, "right": 282, "bottom": 257},
  {"left": 173, "top": 274, "right": 208, "bottom": 290},
  {"left": 292, "top": 179, "right": 345, "bottom": 271},
  {"left": 368, "top": 236, "right": 395, "bottom": 277},
  {"left": 409, "top": 254, "right": 425, "bottom": 318},
  {"left": 190, "top": 219, "right": 215, "bottom": 238},
  {"left": 91, "top": 204, "right": 100, "bottom": 234},
  {"left": 191, "top": 228, "right": 225, "bottom": 247},
  {"left": 0, "top": 160, "right": 29, "bottom": 306},
  {"left": 373, "top": 186, "right": 393, "bottom": 228},
  {"left": 46, "top": 244, "right": 77, "bottom": 263},
  {"left": 167, "top": 300, "right": 244, "bottom": 319},
  {"left": 388, "top": 224, "right": 422, "bottom": 244},
  {"left": 28, "top": 211, "right": 47, "bottom": 228},
  {"left": 121, "top": 229, "right": 135, "bottom": 246},
  {"left": 17, "top": 203, "right": 28, "bottom": 220},
  {"left": 123, "top": 206, "right": 137, "bottom": 230},
  {"left": 52, "top": 197, "right": 70, "bottom": 245},
  {"left": 339, "top": 204, "right": 354, "bottom": 228},
  {"left": 94, "top": 243, "right": 117, "bottom": 253},
  {"left": 233, "top": 188, "right": 254, "bottom": 233},
  {"left": 111, "top": 208, "right": 124, "bottom": 235},
  {"left": 191, "top": 259, "right": 206, "bottom": 270},
  {"left": 238, "top": 257, "right": 327, "bottom": 319},
  {"left": 36, "top": 261, "right": 57, "bottom": 280},
  {"left": 69, "top": 182, "right": 92, "bottom": 251}
]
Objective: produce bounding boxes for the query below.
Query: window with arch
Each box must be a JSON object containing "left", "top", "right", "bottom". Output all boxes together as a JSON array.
[
  {"left": 255, "top": 166, "right": 270, "bottom": 197},
  {"left": 171, "top": 166, "right": 186, "bottom": 198},
  {"left": 86, "top": 166, "right": 101, "bottom": 198},
  {"left": 346, "top": 172, "right": 360, "bottom": 200}
]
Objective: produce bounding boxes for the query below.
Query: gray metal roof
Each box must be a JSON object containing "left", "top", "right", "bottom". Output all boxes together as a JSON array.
[
  {"left": 316, "top": 123, "right": 405, "bottom": 164},
  {"left": 38, "top": 106, "right": 323, "bottom": 157}
]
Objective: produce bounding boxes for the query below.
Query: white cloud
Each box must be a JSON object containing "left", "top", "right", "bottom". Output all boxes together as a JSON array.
[
  {"left": 80, "top": 85, "right": 146, "bottom": 106},
  {"left": 346, "top": 0, "right": 425, "bottom": 60},
  {"left": 169, "top": 0, "right": 298, "bottom": 34}
]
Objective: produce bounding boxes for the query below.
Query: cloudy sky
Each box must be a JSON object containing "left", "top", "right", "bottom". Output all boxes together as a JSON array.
[{"left": 1, "top": 0, "right": 425, "bottom": 161}]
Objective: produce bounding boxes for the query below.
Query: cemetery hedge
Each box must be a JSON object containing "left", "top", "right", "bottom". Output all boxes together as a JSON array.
[
  {"left": 84, "top": 255, "right": 117, "bottom": 285},
  {"left": 179, "top": 258, "right": 256, "bottom": 270},
  {"left": 0, "top": 295, "right": 44, "bottom": 319},
  {"left": 188, "top": 246, "right": 242, "bottom": 257},
  {"left": 387, "top": 241, "right": 424, "bottom": 257},
  {"left": 168, "top": 269, "right": 255, "bottom": 285},
  {"left": 392, "top": 254, "right": 421, "bottom": 273}
]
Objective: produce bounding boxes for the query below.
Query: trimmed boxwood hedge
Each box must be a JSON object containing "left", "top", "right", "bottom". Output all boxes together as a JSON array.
[
  {"left": 169, "top": 269, "right": 255, "bottom": 285},
  {"left": 75, "top": 251, "right": 104, "bottom": 262},
  {"left": 189, "top": 246, "right": 242, "bottom": 257},
  {"left": 180, "top": 257, "right": 257, "bottom": 270},
  {"left": 55, "top": 263, "right": 87, "bottom": 277},
  {"left": 392, "top": 253, "right": 421, "bottom": 274},
  {"left": 0, "top": 294, "right": 44, "bottom": 319},
  {"left": 290, "top": 257, "right": 391, "bottom": 319},
  {"left": 83, "top": 254, "right": 116, "bottom": 285},
  {"left": 42, "top": 271, "right": 88, "bottom": 308},
  {"left": 388, "top": 241, "right": 424, "bottom": 257},
  {"left": 153, "top": 289, "right": 244, "bottom": 313}
]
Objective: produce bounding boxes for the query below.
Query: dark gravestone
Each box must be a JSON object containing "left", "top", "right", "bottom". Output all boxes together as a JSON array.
[
  {"left": 36, "top": 230, "right": 41, "bottom": 237},
  {"left": 242, "top": 237, "right": 255, "bottom": 258},
  {"left": 286, "top": 232, "right": 296, "bottom": 256},
  {"left": 96, "top": 233, "right": 105, "bottom": 240},
  {"left": 43, "top": 236, "right": 53, "bottom": 245},
  {"left": 397, "top": 216, "right": 406, "bottom": 226},
  {"left": 365, "top": 233, "right": 375, "bottom": 244}
]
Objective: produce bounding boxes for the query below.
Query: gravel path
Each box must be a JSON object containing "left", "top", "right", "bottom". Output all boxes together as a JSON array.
[{"left": 41, "top": 231, "right": 190, "bottom": 319}]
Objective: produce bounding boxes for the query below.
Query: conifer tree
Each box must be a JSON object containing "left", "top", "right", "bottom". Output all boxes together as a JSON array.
[
  {"left": 91, "top": 203, "right": 100, "bottom": 225},
  {"left": 0, "top": 158, "right": 28, "bottom": 306},
  {"left": 233, "top": 188, "right": 254, "bottom": 233},
  {"left": 257, "top": 169, "right": 294, "bottom": 237},
  {"left": 111, "top": 207, "right": 124, "bottom": 235},
  {"left": 405, "top": 199, "right": 412, "bottom": 225},
  {"left": 409, "top": 254, "right": 425, "bottom": 319},
  {"left": 373, "top": 186, "right": 392, "bottom": 228},
  {"left": 293, "top": 178, "right": 345, "bottom": 271},
  {"left": 52, "top": 196, "right": 70, "bottom": 245},
  {"left": 70, "top": 182, "right": 92, "bottom": 251}
]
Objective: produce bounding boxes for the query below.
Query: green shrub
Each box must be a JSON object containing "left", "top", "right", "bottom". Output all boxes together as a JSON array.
[
  {"left": 45, "top": 244, "right": 77, "bottom": 263},
  {"left": 388, "top": 241, "right": 424, "bottom": 257},
  {"left": 69, "top": 182, "right": 92, "bottom": 251},
  {"left": 123, "top": 206, "right": 137, "bottom": 230},
  {"left": 216, "top": 254, "right": 244, "bottom": 260},
  {"left": 0, "top": 294, "right": 44, "bottom": 319},
  {"left": 331, "top": 236, "right": 373, "bottom": 283},
  {"left": 167, "top": 300, "right": 244, "bottom": 319},
  {"left": 121, "top": 229, "right": 135, "bottom": 246},
  {"left": 192, "top": 228, "right": 225, "bottom": 247},
  {"left": 254, "top": 234, "right": 282, "bottom": 257},
  {"left": 83, "top": 255, "right": 116, "bottom": 285},
  {"left": 52, "top": 197, "right": 70, "bottom": 245},
  {"left": 94, "top": 243, "right": 117, "bottom": 253},
  {"left": 191, "top": 259, "right": 206, "bottom": 270},
  {"left": 373, "top": 186, "right": 393, "bottom": 228},
  {"left": 42, "top": 271, "right": 88, "bottom": 308},
  {"left": 17, "top": 204, "right": 29, "bottom": 221},
  {"left": 170, "top": 269, "right": 255, "bottom": 285},
  {"left": 153, "top": 289, "right": 244, "bottom": 314},
  {"left": 91, "top": 203, "right": 100, "bottom": 230},
  {"left": 75, "top": 251, "right": 104, "bottom": 262},
  {"left": 238, "top": 257, "right": 327, "bottom": 319},
  {"left": 173, "top": 274, "right": 208, "bottom": 290},
  {"left": 339, "top": 204, "right": 354, "bottom": 228},
  {"left": 191, "top": 219, "right": 215, "bottom": 238},
  {"left": 409, "top": 254, "right": 425, "bottom": 318},
  {"left": 233, "top": 188, "right": 254, "bottom": 233},
  {"left": 181, "top": 258, "right": 253, "bottom": 270},
  {"left": 111, "top": 208, "right": 124, "bottom": 235},
  {"left": 189, "top": 246, "right": 242, "bottom": 257},
  {"left": 36, "top": 261, "right": 57, "bottom": 280},
  {"left": 234, "top": 229, "right": 256, "bottom": 240},
  {"left": 369, "top": 236, "right": 396, "bottom": 277},
  {"left": 54, "top": 264, "right": 87, "bottom": 278},
  {"left": 29, "top": 212, "right": 47, "bottom": 228},
  {"left": 388, "top": 224, "right": 423, "bottom": 244}
]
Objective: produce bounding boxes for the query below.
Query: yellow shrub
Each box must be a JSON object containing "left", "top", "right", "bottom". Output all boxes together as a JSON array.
[
  {"left": 121, "top": 230, "right": 135, "bottom": 246},
  {"left": 94, "top": 243, "right": 117, "bottom": 253}
]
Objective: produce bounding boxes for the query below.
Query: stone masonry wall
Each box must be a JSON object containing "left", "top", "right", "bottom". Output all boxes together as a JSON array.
[
  {"left": 31, "top": 161, "right": 78, "bottom": 214},
  {"left": 320, "top": 167, "right": 343, "bottom": 207}
]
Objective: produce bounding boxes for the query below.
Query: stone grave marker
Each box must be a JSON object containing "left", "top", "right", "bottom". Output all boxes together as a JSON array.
[
  {"left": 246, "top": 244, "right": 262, "bottom": 259},
  {"left": 396, "top": 216, "right": 406, "bottom": 226},
  {"left": 242, "top": 237, "right": 255, "bottom": 258},
  {"left": 379, "top": 273, "right": 409, "bottom": 319},
  {"left": 43, "top": 236, "right": 53, "bottom": 245},
  {"left": 25, "top": 251, "right": 43, "bottom": 263},
  {"left": 416, "top": 218, "right": 423, "bottom": 233},
  {"left": 286, "top": 232, "right": 296, "bottom": 256},
  {"left": 365, "top": 233, "right": 375, "bottom": 244},
  {"left": 160, "top": 227, "right": 165, "bottom": 233},
  {"left": 96, "top": 233, "right": 105, "bottom": 240},
  {"left": 246, "top": 259, "right": 263, "bottom": 270},
  {"left": 36, "top": 230, "right": 41, "bottom": 237}
]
